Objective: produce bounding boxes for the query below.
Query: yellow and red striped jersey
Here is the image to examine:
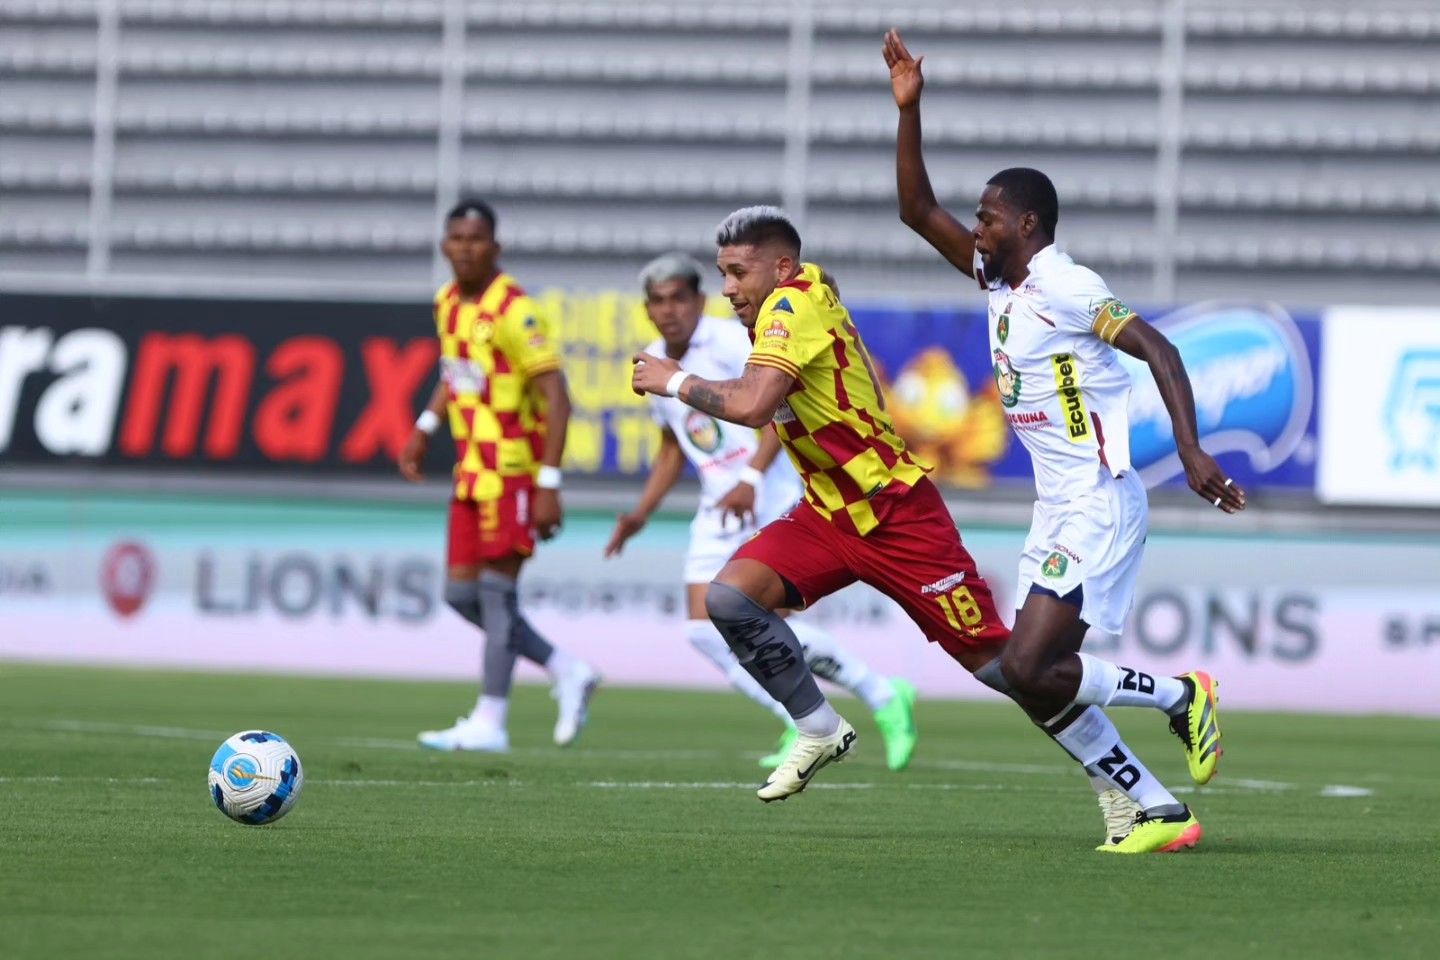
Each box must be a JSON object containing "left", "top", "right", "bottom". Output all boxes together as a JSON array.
[
  {"left": 434, "top": 273, "right": 561, "bottom": 501},
  {"left": 745, "top": 263, "right": 930, "bottom": 535}
]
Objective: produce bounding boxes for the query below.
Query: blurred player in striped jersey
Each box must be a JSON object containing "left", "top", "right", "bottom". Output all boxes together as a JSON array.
[
  {"left": 605, "top": 252, "right": 918, "bottom": 771},
  {"left": 400, "top": 199, "right": 599, "bottom": 753},
  {"left": 885, "top": 29, "right": 1240, "bottom": 852}
]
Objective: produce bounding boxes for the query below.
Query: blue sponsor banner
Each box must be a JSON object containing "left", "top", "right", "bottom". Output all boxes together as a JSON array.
[{"left": 848, "top": 301, "right": 1321, "bottom": 492}]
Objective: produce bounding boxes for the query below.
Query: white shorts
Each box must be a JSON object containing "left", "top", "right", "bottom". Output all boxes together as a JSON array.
[
  {"left": 1014, "top": 470, "right": 1148, "bottom": 635},
  {"left": 684, "top": 488, "right": 801, "bottom": 584}
]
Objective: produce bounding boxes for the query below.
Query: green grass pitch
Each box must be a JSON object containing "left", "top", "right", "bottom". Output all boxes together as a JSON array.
[{"left": 2, "top": 663, "right": 1437, "bottom": 960}]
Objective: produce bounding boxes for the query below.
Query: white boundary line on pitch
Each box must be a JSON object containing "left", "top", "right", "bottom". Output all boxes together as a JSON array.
[
  {"left": 0, "top": 776, "right": 1373, "bottom": 797},
  {"left": 2, "top": 720, "right": 1377, "bottom": 798}
]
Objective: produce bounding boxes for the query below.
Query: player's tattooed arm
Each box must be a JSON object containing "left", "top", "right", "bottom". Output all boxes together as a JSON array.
[
  {"left": 681, "top": 365, "right": 793, "bottom": 429},
  {"left": 884, "top": 29, "right": 976, "bottom": 277},
  {"left": 631, "top": 352, "right": 792, "bottom": 429},
  {"left": 1113, "top": 318, "right": 1247, "bottom": 513}
]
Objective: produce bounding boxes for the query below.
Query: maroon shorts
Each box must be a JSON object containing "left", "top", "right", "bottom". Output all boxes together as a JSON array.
[
  {"left": 731, "top": 477, "right": 1010, "bottom": 660},
  {"left": 447, "top": 489, "right": 535, "bottom": 567}
]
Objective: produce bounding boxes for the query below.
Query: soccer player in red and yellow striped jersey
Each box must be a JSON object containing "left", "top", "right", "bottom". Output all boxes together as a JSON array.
[
  {"left": 631, "top": 206, "right": 1009, "bottom": 800},
  {"left": 399, "top": 199, "right": 598, "bottom": 753}
]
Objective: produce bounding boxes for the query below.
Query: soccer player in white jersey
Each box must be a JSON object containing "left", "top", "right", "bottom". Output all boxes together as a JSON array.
[
  {"left": 886, "top": 30, "right": 1246, "bottom": 853},
  {"left": 604, "top": 252, "right": 920, "bottom": 771}
]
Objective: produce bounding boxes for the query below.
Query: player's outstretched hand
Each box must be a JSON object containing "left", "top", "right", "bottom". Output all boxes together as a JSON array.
[
  {"left": 398, "top": 430, "right": 428, "bottom": 483},
  {"left": 1180, "top": 446, "right": 1247, "bottom": 514},
  {"left": 714, "top": 481, "right": 757, "bottom": 530},
  {"left": 604, "top": 512, "right": 648, "bottom": 558},
  {"left": 883, "top": 28, "right": 924, "bottom": 110},
  {"left": 631, "top": 351, "right": 682, "bottom": 397},
  {"left": 533, "top": 488, "right": 563, "bottom": 540}
]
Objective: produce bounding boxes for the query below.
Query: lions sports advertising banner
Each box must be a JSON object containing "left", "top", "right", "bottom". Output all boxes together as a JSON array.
[
  {"left": 3, "top": 490, "right": 1438, "bottom": 716},
  {"left": 1317, "top": 308, "right": 1440, "bottom": 506},
  {"left": 0, "top": 292, "right": 1319, "bottom": 491}
]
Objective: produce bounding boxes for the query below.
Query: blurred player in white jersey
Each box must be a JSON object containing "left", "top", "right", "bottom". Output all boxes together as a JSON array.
[
  {"left": 886, "top": 30, "right": 1245, "bottom": 853},
  {"left": 604, "top": 252, "right": 919, "bottom": 771}
]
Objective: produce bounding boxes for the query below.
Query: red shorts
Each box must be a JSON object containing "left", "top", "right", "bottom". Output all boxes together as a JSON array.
[
  {"left": 732, "top": 477, "right": 1010, "bottom": 660},
  {"left": 447, "top": 490, "right": 535, "bottom": 567}
]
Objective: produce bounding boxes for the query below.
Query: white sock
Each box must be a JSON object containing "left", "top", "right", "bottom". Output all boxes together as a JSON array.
[
  {"left": 685, "top": 619, "right": 790, "bottom": 723},
  {"left": 472, "top": 695, "right": 508, "bottom": 729},
  {"left": 787, "top": 617, "right": 895, "bottom": 711},
  {"left": 1076, "top": 653, "right": 1187, "bottom": 714},
  {"left": 1088, "top": 772, "right": 1115, "bottom": 796},
  {"left": 794, "top": 699, "right": 841, "bottom": 738},
  {"left": 545, "top": 647, "right": 582, "bottom": 680},
  {"left": 1050, "top": 705, "right": 1180, "bottom": 813}
]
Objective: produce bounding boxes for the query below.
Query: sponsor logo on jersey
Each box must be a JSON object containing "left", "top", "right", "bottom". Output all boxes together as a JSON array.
[
  {"left": 773, "top": 399, "right": 797, "bottom": 424},
  {"left": 440, "top": 356, "right": 487, "bottom": 395},
  {"left": 997, "top": 301, "right": 1011, "bottom": 345},
  {"left": 1006, "top": 410, "right": 1051, "bottom": 434},
  {"left": 684, "top": 410, "right": 722, "bottom": 453},
  {"left": 1117, "top": 303, "right": 1313, "bottom": 485},
  {"left": 1051, "top": 354, "right": 1091, "bottom": 442},
  {"left": 993, "top": 349, "right": 1021, "bottom": 408},
  {"left": 921, "top": 572, "right": 968, "bottom": 595},
  {"left": 762, "top": 319, "right": 791, "bottom": 339},
  {"left": 1041, "top": 551, "right": 1069, "bottom": 579},
  {"left": 771, "top": 297, "right": 794, "bottom": 314}
]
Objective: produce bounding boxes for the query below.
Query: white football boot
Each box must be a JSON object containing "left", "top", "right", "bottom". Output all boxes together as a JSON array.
[
  {"left": 1098, "top": 788, "right": 1143, "bottom": 846},
  {"left": 417, "top": 716, "right": 510, "bottom": 753},
  {"left": 552, "top": 663, "right": 601, "bottom": 747},
  {"left": 757, "top": 717, "right": 857, "bottom": 802}
]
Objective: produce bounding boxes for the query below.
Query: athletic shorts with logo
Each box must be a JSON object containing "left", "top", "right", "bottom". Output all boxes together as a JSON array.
[
  {"left": 685, "top": 484, "right": 801, "bottom": 584},
  {"left": 447, "top": 486, "right": 535, "bottom": 566},
  {"left": 1016, "top": 469, "right": 1147, "bottom": 635},
  {"left": 732, "top": 477, "right": 1010, "bottom": 659}
]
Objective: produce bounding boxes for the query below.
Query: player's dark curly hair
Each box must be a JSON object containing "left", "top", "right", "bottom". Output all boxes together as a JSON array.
[{"left": 987, "top": 168, "right": 1059, "bottom": 239}]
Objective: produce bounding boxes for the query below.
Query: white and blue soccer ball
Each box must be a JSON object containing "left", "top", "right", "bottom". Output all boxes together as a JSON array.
[{"left": 208, "top": 731, "right": 304, "bottom": 825}]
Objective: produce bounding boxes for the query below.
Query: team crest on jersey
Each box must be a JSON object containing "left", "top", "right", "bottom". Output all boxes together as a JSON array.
[
  {"left": 997, "top": 301, "right": 1012, "bottom": 345},
  {"left": 772, "top": 297, "right": 794, "bottom": 314},
  {"left": 1041, "top": 551, "right": 1068, "bottom": 579},
  {"left": 684, "top": 410, "right": 722, "bottom": 453},
  {"left": 763, "top": 319, "right": 791, "bottom": 339},
  {"left": 993, "top": 349, "right": 1021, "bottom": 408}
]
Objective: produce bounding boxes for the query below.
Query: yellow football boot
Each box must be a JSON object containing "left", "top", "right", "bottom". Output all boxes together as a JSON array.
[
  {"left": 1170, "top": 671, "right": 1222, "bottom": 785},
  {"left": 1097, "top": 806, "right": 1202, "bottom": 854}
]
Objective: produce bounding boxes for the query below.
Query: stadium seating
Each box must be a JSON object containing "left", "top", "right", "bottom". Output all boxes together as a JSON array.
[{"left": 1, "top": 0, "right": 1436, "bottom": 305}]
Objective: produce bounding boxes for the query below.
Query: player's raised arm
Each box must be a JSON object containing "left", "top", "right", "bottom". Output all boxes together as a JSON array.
[
  {"left": 884, "top": 29, "right": 976, "bottom": 277},
  {"left": 1109, "top": 317, "right": 1247, "bottom": 514},
  {"left": 631, "top": 356, "right": 793, "bottom": 430}
]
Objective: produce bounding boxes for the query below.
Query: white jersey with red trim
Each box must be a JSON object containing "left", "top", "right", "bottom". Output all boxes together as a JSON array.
[
  {"left": 978, "top": 244, "right": 1137, "bottom": 503},
  {"left": 645, "top": 315, "right": 802, "bottom": 512}
]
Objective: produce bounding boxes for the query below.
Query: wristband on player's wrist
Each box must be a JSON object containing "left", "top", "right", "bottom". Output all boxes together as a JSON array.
[
  {"left": 737, "top": 466, "right": 765, "bottom": 489},
  {"left": 536, "top": 466, "right": 563, "bottom": 490},
  {"left": 665, "top": 371, "right": 691, "bottom": 398},
  {"left": 415, "top": 410, "right": 441, "bottom": 435}
]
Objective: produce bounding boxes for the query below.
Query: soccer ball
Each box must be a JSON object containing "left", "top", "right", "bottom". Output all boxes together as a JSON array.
[{"left": 208, "top": 731, "right": 304, "bottom": 825}]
